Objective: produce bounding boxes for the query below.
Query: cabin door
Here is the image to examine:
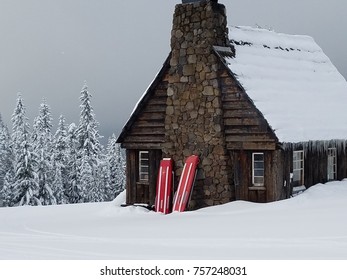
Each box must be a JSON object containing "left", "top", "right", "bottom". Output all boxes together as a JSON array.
[{"left": 126, "top": 149, "right": 162, "bottom": 205}]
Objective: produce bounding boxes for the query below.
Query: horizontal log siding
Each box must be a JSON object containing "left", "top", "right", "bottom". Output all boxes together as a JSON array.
[
  {"left": 219, "top": 69, "right": 277, "bottom": 150},
  {"left": 122, "top": 77, "right": 168, "bottom": 149}
]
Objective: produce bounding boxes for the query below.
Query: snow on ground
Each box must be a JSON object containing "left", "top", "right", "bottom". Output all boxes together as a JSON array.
[{"left": 1, "top": 180, "right": 347, "bottom": 260}]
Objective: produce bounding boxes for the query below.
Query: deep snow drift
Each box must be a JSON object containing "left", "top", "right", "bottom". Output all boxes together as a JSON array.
[{"left": 0, "top": 180, "right": 347, "bottom": 260}]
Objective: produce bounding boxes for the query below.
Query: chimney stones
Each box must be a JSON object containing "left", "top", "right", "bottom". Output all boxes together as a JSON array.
[{"left": 164, "top": 0, "right": 234, "bottom": 209}]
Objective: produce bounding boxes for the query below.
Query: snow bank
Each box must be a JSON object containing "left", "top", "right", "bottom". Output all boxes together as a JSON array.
[{"left": 0, "top": 180, "right": 347, "bottom": 259}]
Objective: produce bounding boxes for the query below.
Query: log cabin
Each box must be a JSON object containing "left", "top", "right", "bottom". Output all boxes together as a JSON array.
[{"left": 117, "top": 0, "right": 347, "bottom": 209}]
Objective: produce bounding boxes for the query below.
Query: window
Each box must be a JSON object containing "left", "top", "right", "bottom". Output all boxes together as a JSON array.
[
  {"left": 293, "top": 150, "right": 304, "bottom": 186},
  {"left": 139, "top": 151, "right": 149, "bottom": 181},
  {"left": 252, "top": 153, "right": 264, "bottom": 186},
  {"left": 327, "top": 148, "right": 337, "bottom": 181}
]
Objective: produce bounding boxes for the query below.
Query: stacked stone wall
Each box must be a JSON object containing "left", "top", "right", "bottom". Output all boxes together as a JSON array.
[{"left": 163, "top": 0, "right": 234, "bottom": 208}]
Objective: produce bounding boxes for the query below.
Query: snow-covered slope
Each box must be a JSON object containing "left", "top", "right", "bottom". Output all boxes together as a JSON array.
[{"left": 1, "top": 180, "right": 347, "bottom": 260}]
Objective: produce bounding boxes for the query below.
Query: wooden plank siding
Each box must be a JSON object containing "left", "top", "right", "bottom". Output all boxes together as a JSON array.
[
  {"left": 125, "top": 149, "right": 162, "bottom": 205},
  {"left": 121, "top": 80, "right": 168, "bottom": 149},
  {"left": 337, "top": 149, "right": 347, "bottom": 180},
  {"left": 304, "top": 146, "right": 347, "bottom": 188},
  {"left": 231, "top": 150, "right": 286, "bottom": 203},
  {"left": 118, "top": 56, "right": 171, "bottom": 150},
  {"left": 125, "top": 149, "right": 137, "bottom": 204},
  {"left": 218, "top": 68, "right": 278, "bottom": 151},
  {"left": 281, "top": 145, "right": 347, "bottom": 197},
  {"left": 304, "top": 148, "right": 328, "bottom": 187}
]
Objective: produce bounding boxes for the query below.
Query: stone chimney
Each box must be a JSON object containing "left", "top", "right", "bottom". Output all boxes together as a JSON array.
[{"left": 164, "top": 0, "right": 234, "bottom": 209}]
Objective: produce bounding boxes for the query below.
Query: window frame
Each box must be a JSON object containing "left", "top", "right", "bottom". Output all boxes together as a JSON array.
[
  {"left": 252, "top": 152, "right": 265, "bottom": 187},
  {"left": 327, "top": 148, "right": 337, "bottom": 181},
  {"left": 293, "top": 150, "right": 304, "bottom": 186},
  {"left": 138, "top": 151, "right": 149, "bottom": 182}
]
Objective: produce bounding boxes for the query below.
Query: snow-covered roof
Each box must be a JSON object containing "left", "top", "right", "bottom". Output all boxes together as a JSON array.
[{"left": 225, "top": 26, "right": 347, "bottom": 143}]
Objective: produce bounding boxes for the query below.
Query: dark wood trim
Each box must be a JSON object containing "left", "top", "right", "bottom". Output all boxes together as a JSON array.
[{"left": 126, "top": 149, "right": 137, "bottom": 204}]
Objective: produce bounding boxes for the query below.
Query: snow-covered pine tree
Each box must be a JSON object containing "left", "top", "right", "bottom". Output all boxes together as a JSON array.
[
  {"left": 76, "top": 83, "right": 102, "bottom": 202},
  {"left": 107, "top": 134, "right": 126, "bottom": 200},
  {"left": 0, "top": 114, "right": 14, "bottom": 206},
  {"left": 52, "top": 164, "right": 66, "bottom": 204},
  {"left": 52, "top": 115, "right": 69, "bottom": 204},
  {"left": 95, "top": 152, "right": 110, "bottom": 201},
  {"left": 1, "top": 168, "right": 15, "bottom": 207},
  {"left": 14, "top": 139, "right": 40, "bottom": 206},
  {"left": 80, "top": 154, "right": 104, "bottom": 202},
  {"left": 0, "top": 114, "right": 13, "bottom": 190},
  {"left": 11, "top": 95, "right": 40, "bottom": 206},
  {"left": 12, "top": 95, "right": 28, "bottom": 157},
  {"left": 76, "top": 83, "right": 101, "bottom": 160},
  {"left": 32, "top": 99, "right": 56, "bottom": 205},
  {"left": 65, "top": 123, "right": 83, "bottom": 203}
]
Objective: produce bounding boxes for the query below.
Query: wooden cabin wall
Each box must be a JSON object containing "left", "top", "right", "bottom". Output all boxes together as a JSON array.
[
  {"left": 266, "top": 150, "right": 287, "bottom": 201},
  {"left": 125, "top": 149, "right": 162, "bottom": 205},
  {"left": 305, "top": 145, "right": 346, "bottom": 188},
  {"left": 304, "top": 148, "right": 327, "bottom": 187},
  {"left": 337, "top": 148, "right": 347, "bottom": 180},
  {"left": 282, "top": 144, "right": 347, "bottom": 196},
  {"left": 148, "top": 150, "right": 162, "bottom": 205},
  {"left": 121, "top": 73, "right": 169, "bottom": 150},
  {"left": 231, "top": 150, "right": 285, "bottom": 203},
  {"left": 218, "top": 64, "right": 287, "bottom": 203},
  {"left": 282, "top": 149, "right": 293, "bottom": 198},
  {"left": 283, "top": 146, "right": 327, "bottom": 195},
  {"left": 219, "top": 68, "right": 277, "bottom": 151},
  {"left": 125, "top": 149, "right": 137, "bottom": 204}
]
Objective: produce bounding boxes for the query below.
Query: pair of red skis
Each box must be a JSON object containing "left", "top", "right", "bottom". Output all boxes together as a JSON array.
[{"left": 155, "top": 155, "right": 199, "bottom": 214}]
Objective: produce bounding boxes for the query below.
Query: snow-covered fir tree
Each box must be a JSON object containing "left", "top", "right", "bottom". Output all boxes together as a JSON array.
[
  {"left": 32, "top": 99, "right": 56, "bottom": 205},
  {"left": 0, "top": 89, "right": 128, "bottom": 207},
  {"left": 80, "top": 154, "right": 104, "bottom": 202},
  {"left": 53, "top": 115, "right": 68, "bottom": 163},
  {"left": 107, "top": 134, "right": 126, "bottom": 199},
  {"left": 1, "top": 168, "right": 15, "bottom": 207},
  {"left": 14, "top": 139, "right": 40, "bottom": 206},
  {"left": 52, "top": 115, "right": 69, "bottom": 204},
  {"left": 76, "top": 83, "right": 102, "bottom": 202},
  {"left": 0, "top": 115, "right": 13, "bottom": 189},
  {"left": 65, "top": 123, "right": 83, "bottom": 203},
  {"left": 11, "top": 95, "right": 40, "bottom": 206},
  {"left": 11, "top": 95, "right": 27, "bottom": 157},
  {"left": 76, "top": 83, "right": 101, "bottom": 159},
  {"left": 96, "top": 153, "right": 111, "bottom": 201},
  {"left": 52, "top": 164, "right": 66, "bottom": 204},
  {"left": 0, "top": 114, "right": 15, "bottom": 206}
]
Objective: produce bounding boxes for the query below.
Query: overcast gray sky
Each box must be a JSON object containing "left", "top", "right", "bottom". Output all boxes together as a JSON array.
[{"left": 0, "top": 0, "right": 346, "bottom": 143}]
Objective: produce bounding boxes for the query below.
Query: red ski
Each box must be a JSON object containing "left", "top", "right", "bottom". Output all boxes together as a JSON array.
[
  {"left": 155, "top": 158, "right": 174, "bottom": 214},
  {"left": 172, "top": 155, "right": 199, "bottom": 212}
]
